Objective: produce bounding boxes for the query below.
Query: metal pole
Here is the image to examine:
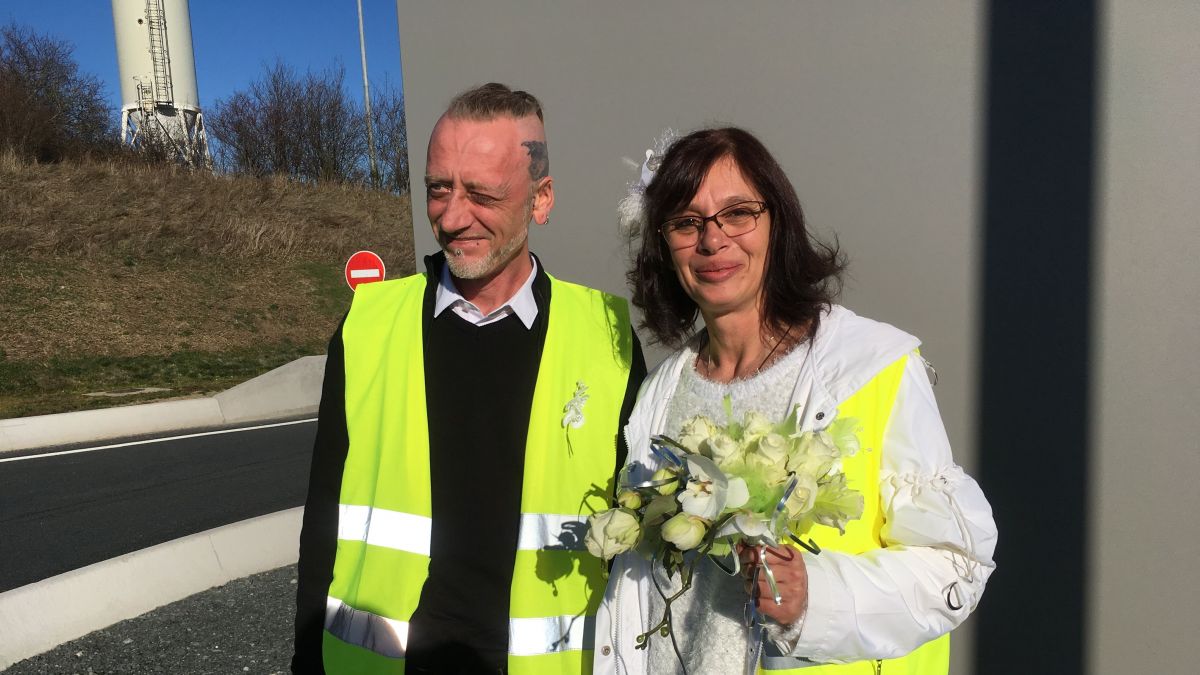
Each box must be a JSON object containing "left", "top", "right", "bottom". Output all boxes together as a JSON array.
[{"left": 357, "top": 0, "right": 380, "bottom": 188}]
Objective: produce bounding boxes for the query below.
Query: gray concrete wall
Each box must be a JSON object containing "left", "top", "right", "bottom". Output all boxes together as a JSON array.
[
  {"left": 397, "top": 0, "right": 982, "bottom": 448},
  {"left": 1089, "top": 2, "right": 1200, "bottom": 673},
  {"left": 398, "top": 3, "right": 983, "bottom": 672}
]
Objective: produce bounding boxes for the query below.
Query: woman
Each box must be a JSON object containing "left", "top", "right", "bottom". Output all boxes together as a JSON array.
[{"left": 593, "top": 128, "right": 997, "bottom": 674}]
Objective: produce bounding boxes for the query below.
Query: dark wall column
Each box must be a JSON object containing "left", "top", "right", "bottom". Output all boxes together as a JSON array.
[{"left": 975, "top": 3, "right": 1098, "bottom": 674}]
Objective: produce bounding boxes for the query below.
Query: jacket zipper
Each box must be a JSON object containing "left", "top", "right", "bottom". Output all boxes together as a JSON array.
[
  {"left": 873, "top": 659, "right": 882, "bottom": 674},
  {"left": 623, "top": 425, "right": 635, "bottom": 469},
  {"left": 612, "top": 359, "right": 676, "bottom": 674},
  {"left": 611, "top": 573, "right": 624, "bottom": 673}
]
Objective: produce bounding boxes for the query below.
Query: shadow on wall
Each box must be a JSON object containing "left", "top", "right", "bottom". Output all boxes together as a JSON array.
[{"left": 974, "top": 4, "right": 1098, "bottom": 675}]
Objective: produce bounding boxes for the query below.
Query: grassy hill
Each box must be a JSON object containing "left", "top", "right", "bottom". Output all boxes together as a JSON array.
[{"left": 0, "top": 151, "right": 415, "bottom": 418}]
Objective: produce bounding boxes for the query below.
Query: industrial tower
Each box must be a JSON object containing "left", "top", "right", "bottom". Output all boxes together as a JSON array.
[{"left": 111, "top": 0, "right": 210, "bottom": 167}]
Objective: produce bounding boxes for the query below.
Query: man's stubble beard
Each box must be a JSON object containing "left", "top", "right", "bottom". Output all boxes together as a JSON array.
[{"left": 443, "top": 225, "right": 530, "bottom": 280}]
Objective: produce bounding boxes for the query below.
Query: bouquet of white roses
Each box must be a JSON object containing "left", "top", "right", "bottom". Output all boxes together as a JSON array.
[{"left": 585, "top": 398, "right": 865, "bottom": 648}]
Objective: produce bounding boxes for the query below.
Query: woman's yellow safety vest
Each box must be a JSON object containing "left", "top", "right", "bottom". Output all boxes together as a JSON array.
[
  {"left": 759, "top": 355, "right": 949, "bottom": 674},
  {"left": 322, "top": 272, "right": 634, "bottom": 674}
]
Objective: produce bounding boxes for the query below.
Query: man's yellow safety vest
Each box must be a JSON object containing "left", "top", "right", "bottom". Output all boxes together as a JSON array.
[{"left": 321, "top": 271, "right": 635, "bottom": 674}]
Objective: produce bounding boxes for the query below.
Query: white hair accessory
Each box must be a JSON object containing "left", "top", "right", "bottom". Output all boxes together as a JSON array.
[{"left": 617, "top": 129, "right": 680, "bottom": 237}]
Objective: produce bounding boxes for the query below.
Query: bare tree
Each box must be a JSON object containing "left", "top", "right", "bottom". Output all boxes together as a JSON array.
[
  {"left": 0, "top": 22, "right": 115, "bottom": 161},
  {"left": 373, "top": 82, "right": 410, "bottom": 194},
  {"left": 208, "top": 62, "right": 298, "bottom": 177},
  {"left": 207, "top": 61, "right": 410, "bottom": 193},
  {"left": 209, "top": 62, "right": 370, "bottom": 186},
  {"left": 297, "top": 66, "right": 366, "bottom": 184}
]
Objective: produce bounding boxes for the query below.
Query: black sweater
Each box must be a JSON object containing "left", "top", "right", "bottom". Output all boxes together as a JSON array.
[{"left": 292, "top": 254, "right": 644, "bottom": 673}]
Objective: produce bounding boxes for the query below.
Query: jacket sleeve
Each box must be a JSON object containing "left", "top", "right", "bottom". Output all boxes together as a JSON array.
[
  {"left": 766, "top": 351, "right": 998, "bottom": 663},
  {"left": 291, "top": 320, "right": 349, "bottom": 674},
  {"left": 616, "top": 333, "right": 648, "bottom": 471}
]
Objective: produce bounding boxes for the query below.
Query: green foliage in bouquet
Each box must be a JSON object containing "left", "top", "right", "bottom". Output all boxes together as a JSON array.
[{"left": 584, "top": 397, "right": 865, "bottom": 649}]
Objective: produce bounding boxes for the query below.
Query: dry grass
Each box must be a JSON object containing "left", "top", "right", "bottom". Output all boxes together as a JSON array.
[
  {"left": 0, "top": 151, "right": 416, "bottom": 417},
  {"left": 0, "top": 256, "right": 348, "bottom": 361},
  {"left": 0, "top": 150, "right": 413, "bottom": 263}
]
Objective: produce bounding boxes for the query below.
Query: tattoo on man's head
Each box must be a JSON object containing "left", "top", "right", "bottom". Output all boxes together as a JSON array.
[{"left": 522, "top": 140, "right": 549, "bottom": 180}]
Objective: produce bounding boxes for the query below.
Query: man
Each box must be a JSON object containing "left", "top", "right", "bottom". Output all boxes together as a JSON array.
[{"left": 292, "top": 83, "right": 645, "bottom": 674}]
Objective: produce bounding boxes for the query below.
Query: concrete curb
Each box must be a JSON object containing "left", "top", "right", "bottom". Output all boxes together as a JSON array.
[
  {"left": 0, "top": 507, "right": 303, "bottom": 669},
  {"left": 0, "top": 355, "right": 326, "bottom": 454},
  {"left": 215, "top": 355, "right": 327, "bottom": 425}
]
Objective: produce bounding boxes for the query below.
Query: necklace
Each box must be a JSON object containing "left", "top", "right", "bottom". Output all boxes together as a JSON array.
[{"left": 698, "top": 324, "right": 794, "bottom": 379}]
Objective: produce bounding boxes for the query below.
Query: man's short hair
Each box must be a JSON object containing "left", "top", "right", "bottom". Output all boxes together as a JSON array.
[{"left": 444, "top": 82, "right": 544, "bottom": 123}]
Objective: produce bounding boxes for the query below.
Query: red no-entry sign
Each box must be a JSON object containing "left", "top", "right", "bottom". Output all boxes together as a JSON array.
[{"left": 344, "top": 250, "right": 386, "bottom": 291}]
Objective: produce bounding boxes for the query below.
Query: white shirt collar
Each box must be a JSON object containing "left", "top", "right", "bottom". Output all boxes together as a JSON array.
[{"left": 432, "top": 256, "right": 540, "bottom": 329}]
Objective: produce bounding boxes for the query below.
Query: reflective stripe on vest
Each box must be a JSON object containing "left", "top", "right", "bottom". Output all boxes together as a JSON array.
[
  {"left": 516, "top": 513, "right": 589, "bottom": 551},
  {"left": 336, "top": 506, "right": 588, "bottom": 555},
  {"left": 758, "top": 354, "right": 950, "bottom": 674},
  {"left": 326, "top": 271, "right": 633, "bottom": 674},
  {"left": 336, "top": 505, "right": 431, "bottom": 556},
  {"left": 325, "top": 596, "right": 409, "bottom": 658},
  {"left": 324, "top": 598, "right": 596, "bottom": 661},
  {"left": 509, "top": 615, "right": 596, "bottom": 657}
]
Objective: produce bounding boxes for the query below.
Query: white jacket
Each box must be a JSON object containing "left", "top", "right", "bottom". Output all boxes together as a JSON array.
[{"left": 592, "top": 305, "right": 997, "bottom": 674}]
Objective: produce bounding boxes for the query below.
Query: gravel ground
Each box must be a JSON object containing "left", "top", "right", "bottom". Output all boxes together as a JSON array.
[{"left": 5, "top": 565, "right": 298, "bottom": 674}]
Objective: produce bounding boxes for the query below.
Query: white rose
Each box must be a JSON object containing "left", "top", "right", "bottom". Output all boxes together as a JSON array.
[
  {"left": 661, "top": 513, "right": 708, "bottom": 550},
  {"left": 652, "top": 468, "right": 680, "bottom": 495},
  {"left": 585, "top": 508, "right": 641, "bottom": 560},
  {"left": 616, "top": 490, "right": 643, "bottom": 510},
  {"left": 704, "top": 433, "right": 742, "bottom": 465},
  {"left": 678, "top": 415, "right": 719, "bottom": 453},
  {"left": 755, "top": 433, "right": 790, "bottom": 464},
  {"left": 784, "top": 473, "right": 819, "bottom": 518},
  {"left": 742, "top": 411, "right": 774, "bottom": 440},
  {"left": 788, "top": 432, "right": 838, "bottom": 477},
  {"left": 746, "top": 454, "right": 790, "bottom": 486}
]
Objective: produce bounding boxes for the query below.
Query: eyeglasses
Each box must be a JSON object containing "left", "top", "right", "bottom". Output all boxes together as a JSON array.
[{"left": 659, "top": 201, "right": 768, "bottom": 249}]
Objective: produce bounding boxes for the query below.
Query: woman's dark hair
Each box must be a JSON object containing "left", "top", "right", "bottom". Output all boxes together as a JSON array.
[{"left": 629, "top": 127, "right": 845, "bottom": 348}]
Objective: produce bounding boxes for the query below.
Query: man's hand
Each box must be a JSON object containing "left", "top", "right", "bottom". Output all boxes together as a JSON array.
[{"left": 739, "top": 543, "right": 809, "bottom": 626}]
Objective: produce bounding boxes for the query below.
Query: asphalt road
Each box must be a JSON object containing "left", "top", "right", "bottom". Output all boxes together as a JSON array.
[{"left": 0, "top": 420, "right": 316, "bottom": 593}]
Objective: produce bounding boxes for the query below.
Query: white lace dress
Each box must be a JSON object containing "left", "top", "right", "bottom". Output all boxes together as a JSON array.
[{"left": 646, "top": 341, "right": 808, "bottom": 674}]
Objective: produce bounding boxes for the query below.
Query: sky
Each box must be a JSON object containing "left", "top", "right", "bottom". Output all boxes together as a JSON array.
[{"left": 2, "top": 0, "right": 404, "bottom": 115}]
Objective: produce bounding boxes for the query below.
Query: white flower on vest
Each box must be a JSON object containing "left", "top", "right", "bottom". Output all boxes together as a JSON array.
[{"left": 562, "top": 381, "right": 589, "bottom": 429}]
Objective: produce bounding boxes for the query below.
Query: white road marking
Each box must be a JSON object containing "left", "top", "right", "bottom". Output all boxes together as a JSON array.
[{"left": 0, "top": 418, "right": 318, "bottom": 463}]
